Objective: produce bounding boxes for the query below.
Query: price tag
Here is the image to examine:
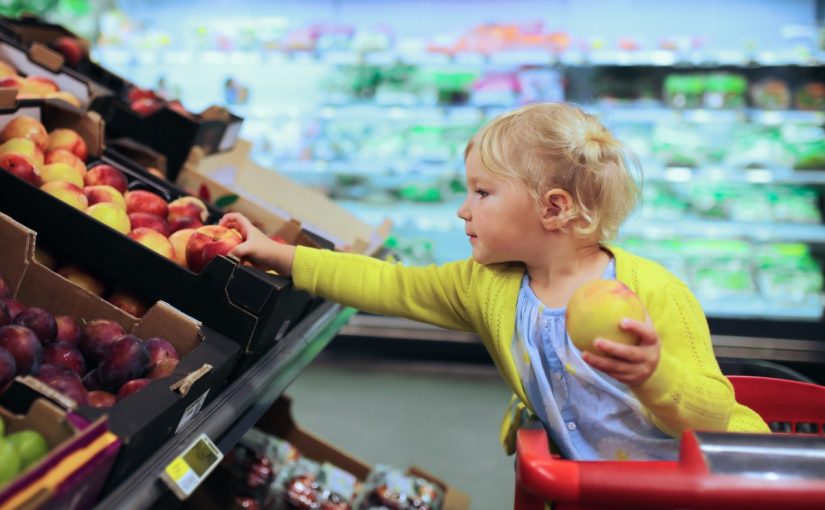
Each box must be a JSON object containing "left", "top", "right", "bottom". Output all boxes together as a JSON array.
[{"left": 160, "top": 434, "right": 223, "bottom": 500}]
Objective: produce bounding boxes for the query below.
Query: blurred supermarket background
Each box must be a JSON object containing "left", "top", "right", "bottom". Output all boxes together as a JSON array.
[{"left": 8, "top": 0, "right": 825, "bottom": 339}]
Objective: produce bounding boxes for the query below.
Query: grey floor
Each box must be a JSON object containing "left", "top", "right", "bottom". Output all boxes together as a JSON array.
[{"left": 286, "top": 355, "right": 516, "bottom": 510}]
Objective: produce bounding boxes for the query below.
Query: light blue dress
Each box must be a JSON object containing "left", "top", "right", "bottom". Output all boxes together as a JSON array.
[{"left": 511, "top": 258, "right": 680, "bottom": 461}]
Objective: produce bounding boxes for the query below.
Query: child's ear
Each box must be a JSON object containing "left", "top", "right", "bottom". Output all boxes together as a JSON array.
[{"left": 540, "top": 188, "right": 574, "bottom": 230}]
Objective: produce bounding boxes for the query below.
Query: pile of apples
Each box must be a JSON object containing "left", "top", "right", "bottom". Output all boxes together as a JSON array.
[
  {"left": 0, "top": 60, "right": 82, "bottom": 108},
  {"left": 0, "top": 276, "right": 180, "bottom": 408},
  {"left": 0, "top": 114, "right": 243, "bottom": 273}
]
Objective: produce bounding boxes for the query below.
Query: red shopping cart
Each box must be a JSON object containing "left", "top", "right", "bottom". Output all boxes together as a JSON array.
[{"left": 514, "top": 376, "right": 825, "bottom": 510}]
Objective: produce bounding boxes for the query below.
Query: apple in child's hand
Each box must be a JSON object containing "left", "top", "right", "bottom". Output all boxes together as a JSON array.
[
  {"left": 84, "top": 164, "right": 127, "bottom": 193},
  {"left": 84, "top": 184, "right": 125, "bottom": 209},
  {"left": 41, "top": 181, "right": 88, "bottom": 211},
  {"left": 565, "top": 279, "right": 647, "bottom": 355},
  {"left": 186, "top": 225, "right": 243, "bottom": 272},
  {"left": 79, "top": 319, "right": 126, "bottom": 366},
  {"left": 48, "top": 128, "right": 87, "bottom": 162},
  {"left": 87, "top": 202, "right": 131, "bottom": 234},
  {"left": 13, "top": 307, "right": 57, "bottom": 344},
  {"left": 0, "top": 116, "right": 49, "bottom": 150},
  {"left": 128, "top": 212, "right": 169, "bottom": 236},
  {"left": 87, "top": 390, "right": 116, "bottom": 408},
  {"left": 0, "top": 325, "right": 42, "bottom": 375},
  {"left": 125, "top": 190, "right": 168, "bottom": 218},
  {"left": 129, "top": 228, "right": 174, "bottom": 259}
]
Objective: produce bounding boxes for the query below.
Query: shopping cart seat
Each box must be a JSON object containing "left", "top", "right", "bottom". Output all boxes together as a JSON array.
[{"left": 514, "top": 375, "right": 825, "bottom": 510}]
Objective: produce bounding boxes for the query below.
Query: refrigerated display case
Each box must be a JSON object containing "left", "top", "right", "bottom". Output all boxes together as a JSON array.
[{"left": 53, "top": 0, "right": 825, "bottom": 345}]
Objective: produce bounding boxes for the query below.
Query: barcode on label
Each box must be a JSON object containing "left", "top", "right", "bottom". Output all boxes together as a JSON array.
[{"left": 176, "top": 390, "right": 210, "bottom": 433}]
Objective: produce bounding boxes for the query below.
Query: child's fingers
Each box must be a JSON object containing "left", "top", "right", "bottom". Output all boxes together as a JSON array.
[
  {"left": 593, "top": 338, "right": 646, "bottom": 363},
  {"left": 220, "top": 213, "right": 251, "bottom": 237},
  {"left": 583, "top": 351, "right": 633, "bottom": 374},
  {"left": 619, "top": 318, "right": 658, "bottom": 346}
]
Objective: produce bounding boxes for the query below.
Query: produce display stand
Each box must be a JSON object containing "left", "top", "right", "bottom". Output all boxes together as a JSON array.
[{"left": 91, "top": 301, "right": 356, "bottom": 510}]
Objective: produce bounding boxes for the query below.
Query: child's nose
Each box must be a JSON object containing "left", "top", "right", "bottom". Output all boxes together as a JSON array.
[{"left": 457, "top": 199, "right": 470, "bottom": 221}]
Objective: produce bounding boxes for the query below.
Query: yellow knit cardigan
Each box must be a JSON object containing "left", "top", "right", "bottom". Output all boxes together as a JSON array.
[{"left": 292, "top": 245, "right": 769, "bottom": 453}]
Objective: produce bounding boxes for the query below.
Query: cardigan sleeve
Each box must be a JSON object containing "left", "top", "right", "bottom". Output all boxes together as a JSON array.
[
  {"left": 291, "top": 246, "right": 476, "bottom": 332},
  {"left": 631, "top": 281, "right": 735, "bottom": 437}
]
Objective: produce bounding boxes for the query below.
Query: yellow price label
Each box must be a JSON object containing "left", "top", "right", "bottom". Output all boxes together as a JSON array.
[{"left": 165, "top": 457, "right": 191, "bottom": 483}]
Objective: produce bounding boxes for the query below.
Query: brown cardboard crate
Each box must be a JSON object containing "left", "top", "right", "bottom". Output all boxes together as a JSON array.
[
  {"left": 179, "top": 139, "right": 391, "bottom": 257},
  {"left": 0, "top": 211, "right": 240, "bottom": 490}
]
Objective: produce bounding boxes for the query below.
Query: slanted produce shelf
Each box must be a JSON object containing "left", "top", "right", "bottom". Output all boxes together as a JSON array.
[{"left": 92, "top": 300, "right": 355, "bottom": 510}]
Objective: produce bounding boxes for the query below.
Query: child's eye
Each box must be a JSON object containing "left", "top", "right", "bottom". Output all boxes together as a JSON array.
[{"left": 475, "top": 189, "right": 489, "bottom": 198}]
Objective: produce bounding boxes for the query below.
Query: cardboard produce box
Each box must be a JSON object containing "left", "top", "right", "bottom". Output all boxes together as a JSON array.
[
  {"left": 0, "top": 32, "right": 113, "bottom": 111},
  {"left": 0, "top": 398, "right": 120, "bottom": 510},
  {"left": 0, "top": 98, "right": 311, "bottom": 359},
  {"left": 185, "top": 396, "right": 470, "bottom": 510},
  {"left": 0, "top": 211, "right": 241, "bottom": 491},
  {"left": 179, "top": 139, "right": 392, "bottom": 257}
]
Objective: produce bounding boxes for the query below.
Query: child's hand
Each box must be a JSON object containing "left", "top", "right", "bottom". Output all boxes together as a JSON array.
[
  {"left": 581, "top": 318, "right": 660, "bottom": 387},
  {"left": 219, "top": 212, "right": 295, "bottom": 276}
]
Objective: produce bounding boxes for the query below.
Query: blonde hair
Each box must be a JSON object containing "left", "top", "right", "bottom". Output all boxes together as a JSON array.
[{"left": 468, "top": 102, "right": 641, "bottom": 241}]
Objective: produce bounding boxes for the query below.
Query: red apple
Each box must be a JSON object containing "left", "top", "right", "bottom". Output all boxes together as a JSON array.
[
  {"left": 46, "top": 149, "right": 86, "bottom": 179},
  {"left": 130, "top": 97, "right": 162, "bottom": 116},
  {"left": 87, "top": 390, "right": 117, "bottom": 408},
  {"left": 125, "top": 190, "right": 168, "bottom": 218},
  {"left": 167, "top": 214, "right": 203, "bottom": 234},
  {"left": 87, "top": 202, "right": 131, "bottom": 234},
  {"left": 25, "top": 76, "right": 59, "bottom": 95},
  {"left": 0, "top": 325, "right": 42, "bottom": 375},
  {"left": 169, "top": 228, "right": 196, "bottom": 267},
  {"left": 129, "top": 228, "right": 174, "bottom": 259},
  {"left": 55, "top": 315, "right": 81, "bottom": 345},
  {"left": 186, "top": 225, "right": 243, "bottom": 272},
  {"left": 41, "top": 181, "right": 88, "bottom": 211},
  {"left": 51, "top": 36, "right": 87, "bottom": 67},
  {"left": 84, "top": 164, "right": 128, "bottom": 193},
  {"left": 116, "top": 378, "right": 151, "bottom": 400},
  {"left": 0, "top": 150, "right": 41, "bottom": 186},
  {"left": 84, "top": 184, "right": 126, "bottom": 209},
  {"left": 0, "top": 116, "right": 49, "bottom": 150},
  {"left": 168, "top": 196, "right": 209, "bottom": 222},
  {"left": 36, "top": 365, "right": 88, "bottom": 405},
  {"left": 43, "top": 341, "right": 86, "bottom": 376},
  {"left": 79, "top": 319, "right": 126, "bottom": 366},
  {"left": 145, "top": 337, "right": 179, "bottom": 367},
  {"left": 13, "top": 307, "right": 56, "bottom": 344},
  {"left": 48, "top": 128, "right": 87, "bottom": 162},
  {"left": 128, "top": 212, "right": 169, "bottom": 236}
]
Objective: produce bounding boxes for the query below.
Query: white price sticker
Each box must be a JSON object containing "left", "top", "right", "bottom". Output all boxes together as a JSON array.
[{"left": 160, "top": 433, "right": 223, "bottom": 500}]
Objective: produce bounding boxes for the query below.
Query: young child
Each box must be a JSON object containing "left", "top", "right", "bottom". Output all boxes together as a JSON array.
[{"left": 220, "top": 102, "right": 769, "bottom": 461}]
